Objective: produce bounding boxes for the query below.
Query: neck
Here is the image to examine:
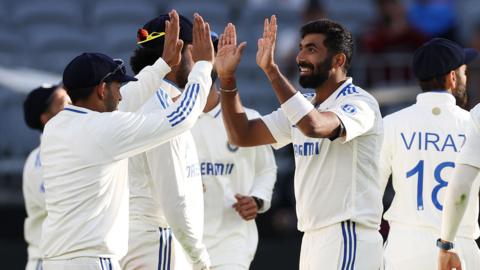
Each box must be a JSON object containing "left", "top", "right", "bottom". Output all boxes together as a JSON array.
[
  {"left": 203, "top": 83, "right": 220, "bottom": 113},
  {"left": 74, "top": 98, "right": 104, "bottom": 112},
  {"left": 313, "top": 73, "right": 348, "bottom": 105},
  {"left": 165, "top": 71, "right": 176, "bottom": 84}
]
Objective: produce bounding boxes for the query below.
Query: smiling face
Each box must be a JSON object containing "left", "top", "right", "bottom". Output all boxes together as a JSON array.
[{"left": 296, "top": 33, "right": 334, "bottom": 89}]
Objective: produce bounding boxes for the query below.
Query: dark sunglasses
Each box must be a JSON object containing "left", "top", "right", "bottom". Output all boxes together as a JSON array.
[{"left": 100, "top": 59, "right": 126, "bottom": 83}]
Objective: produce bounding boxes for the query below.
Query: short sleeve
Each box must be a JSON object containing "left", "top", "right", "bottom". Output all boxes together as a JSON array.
[
  {"left": 261, "top": 108, "right": 292, "bottom": 149},
  {"left": 328, "top": 96, "right": 377, "bottom": 143}
]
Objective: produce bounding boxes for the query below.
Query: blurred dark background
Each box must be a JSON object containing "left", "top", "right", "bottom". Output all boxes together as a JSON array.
[{"left": 1, "top": 0, "right": 480, "bottom": 269}]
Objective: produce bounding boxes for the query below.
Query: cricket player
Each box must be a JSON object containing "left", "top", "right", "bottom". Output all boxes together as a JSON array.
[
  {"left": 120, "top": 13, "right": 211, "bottom": 270},
  {"left": 380, "top": 38, "right": 480, "bottom": 270},
  {"left": 191, "top": 72, "right": 277, "bottom": 270},
  {"left": 215, "top": 18, "right": 383, "bottom": 269},
  {"left": 438, "top": 105, "right": 480, "bottom": 270},
  {"left": 22, "top": 84, "right": 71, "bottom": 270},
  {"left": 39, "top": 12, "right": 214, "bottom": 270}
]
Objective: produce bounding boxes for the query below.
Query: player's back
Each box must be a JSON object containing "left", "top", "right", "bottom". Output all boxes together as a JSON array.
[{"left": 382, "top": 92, "right": 480, "bottom": 239}]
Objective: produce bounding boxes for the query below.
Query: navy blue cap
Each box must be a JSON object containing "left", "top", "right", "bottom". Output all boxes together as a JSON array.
[
  {"left": 62, "top": 52, "right": 137, "bottom": 91},
  {"left": 413, "top": 38, "right": 478, "bottom": 81},
  {"left": 137, "top": 14, "right": 193, "bottom": 49},
  {"left": 23, "top": 84, "right": 59, "bottom": 131},
  {"left": 137, "top": 14, "right": 219, "bottom": 50}
]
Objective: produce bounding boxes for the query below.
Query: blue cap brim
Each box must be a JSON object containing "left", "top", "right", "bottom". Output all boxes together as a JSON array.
[
  {"left": 465, "top": 48, "right": 478, "bottom": 64},
  {"left": 113, "top": 74, "right": 138, "bottom": 83}
]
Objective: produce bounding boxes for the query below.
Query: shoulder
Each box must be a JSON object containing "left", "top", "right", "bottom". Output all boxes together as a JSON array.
[
  {"left": 336, "top": 84, "right": 379, "bottom": 108},
  {"left": 470, "top": 104, "right": 480, "bottom": 129}
]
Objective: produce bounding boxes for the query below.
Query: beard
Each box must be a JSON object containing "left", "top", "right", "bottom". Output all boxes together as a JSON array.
[
  {"left": 104, "top": 85, "right": 118, "bottom": 112},
  {"left": 298, "top": 55, "right": 333, "bottom": 89},
  {"left": 453, "top": 71, "right": 468, "bottom": 109}
]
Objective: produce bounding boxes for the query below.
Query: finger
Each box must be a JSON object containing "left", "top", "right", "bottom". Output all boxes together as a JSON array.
[
  {"left": 232, "top": 24, "right": 237, "bottom": 46},
  {"left": 205, "top": 22, "right": 212, "bottom": 42},
  {"left": 236, "top": 41, "right": 247, "bottom": 56},
  {"left": 218, "top": 33, "right": 225, "bottom": 50},
  {"left": 263, "top": 18, "right": 268, "bottom": 39},
  {"left": 193, "top": 13, "right": 201, "bottom": 45},
  {"left": 271, "top": 15, "right": 277, "bottom": 45},
  {"left": 176, "top": 40, "right": 184, "bottom": 54},
  {"left": 171, "top": 10, "right": 180, "bottom": 38},
  {"left": 196, "top": 14, "right": 205, "bottom": 40},
  {"left": 240, "top": 207, "right": 257, "bottom": 217}
]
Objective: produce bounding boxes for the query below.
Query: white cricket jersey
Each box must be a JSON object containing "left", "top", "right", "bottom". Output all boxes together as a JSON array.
[
  {"left": 127, "top": 79, "right": 209, "bottom": 265},
  {"left": 457, "top": 104, "right": 480, "bottom": 170},
  {"left": 40, "top": 61, "right": 212, "bottom": 260},
  {"left": 191, "top": 102, "right": 277, "bottom": 267},
  {"left": 380, "top": 92, "right": 480, "bottom": 239},
  {"left": 261, "top": 78, "right": 383, "bottom": 232},
  {"left": 23, "top": 144, "right": 46, "bottom": 260}
]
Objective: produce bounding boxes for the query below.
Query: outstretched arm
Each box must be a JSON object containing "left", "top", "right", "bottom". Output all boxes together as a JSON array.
[
  {"left": 216, "top": 23, "right": 277, "bottom": 147},
  {"left": 256, "top": 16, "right": 341, "bottom": 138}
]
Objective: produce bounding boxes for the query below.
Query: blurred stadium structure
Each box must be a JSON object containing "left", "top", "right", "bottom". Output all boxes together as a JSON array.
[{"left": 1, "top": 0, "right": 480, "bottom": 269}]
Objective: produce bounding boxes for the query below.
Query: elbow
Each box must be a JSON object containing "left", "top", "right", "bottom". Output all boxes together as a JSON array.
[{"left": 227, "top": 134, "right": 250, "bottom": 147}]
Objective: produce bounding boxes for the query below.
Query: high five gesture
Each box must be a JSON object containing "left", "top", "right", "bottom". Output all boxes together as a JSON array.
[{"left": 256, "top": 15, "right": 278, "bottom": 74}]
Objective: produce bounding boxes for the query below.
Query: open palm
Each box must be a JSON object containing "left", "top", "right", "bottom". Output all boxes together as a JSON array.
[
  {"left": 256, "top": 15, "right": 277, "bottom": 72},
  {"left": 215, "top": 23, "right": 246, "bottom": 78}
]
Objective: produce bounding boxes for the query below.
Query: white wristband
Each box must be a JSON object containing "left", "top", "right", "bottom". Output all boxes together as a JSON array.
[{"left": 281, "top": 92, "right": 315, "bottom": 124}]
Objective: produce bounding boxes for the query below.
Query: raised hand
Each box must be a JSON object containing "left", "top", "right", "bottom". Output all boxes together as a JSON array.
[
  {"left": 215, "top": 23, "right": 247, "bottom": 79},
  {"left": 162, "top": 10, "right": 184, "bottom": 67},
  {"left": 191, "top": 13, "right": 214, "bottom": 63},
  {"left": 256, "top": 15, "right": 277, "bottom": 73}
]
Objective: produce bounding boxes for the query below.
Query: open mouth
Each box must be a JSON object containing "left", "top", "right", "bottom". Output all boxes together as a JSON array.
[{"left": 298, "top": 66, "right": 313, "bottom": 76}]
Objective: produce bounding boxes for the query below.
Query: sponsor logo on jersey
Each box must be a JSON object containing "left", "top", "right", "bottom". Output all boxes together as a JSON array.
[
  {"left": 293, "top": 141, "right": 321, "bottom": 156},
  {"left": 200, "top": 162, "right": 235, "bottom": 176},
  {"left": 186, "top": 163, "right": 201, "bottom": 178},
  {"left": 335, "top": 83, "right": 358, "bottom": 99},
  {"left": 226, "top": 142, "right": 239, "bottom": 152},
  {"left": 400, "top": 131, "right": 466, "bottom": 152},
  {"left": 341, "top": 104, "right": 357, "bottom": 115}
]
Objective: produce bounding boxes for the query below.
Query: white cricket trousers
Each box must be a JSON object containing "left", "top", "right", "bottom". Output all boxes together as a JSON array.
[
  {"left": 42, "top": 257, "right": 120, "bottom": 270},
  {"left": 25, "top": 259, "right": 42, "bottom": 270},
  {"left": 300, "top": 220, "right": 383, "bottom": 270},
  {"left": 382, "top": 222, "right": 480, "bottom": 270},
  {"left": 120, "top": 220, "right": 192, "bottom": 270}
]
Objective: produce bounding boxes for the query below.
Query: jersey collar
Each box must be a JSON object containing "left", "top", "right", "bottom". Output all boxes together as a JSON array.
[
  {"left": 63, "top": 105, "right": 89, "bottom": 114},
  {"left": 416, "top": 91, "right": 456, "bottom": 107},
  {"left": 160, "top": 79, "right": 182, "bottom": 97}
]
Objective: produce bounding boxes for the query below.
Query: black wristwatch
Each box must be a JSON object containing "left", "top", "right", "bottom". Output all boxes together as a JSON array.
[
  {"left": 436, "top": 238, "right": 454, "bottom": 251},
  {"left": 252, "top": 196, "right": 264, "bottom": 210}
]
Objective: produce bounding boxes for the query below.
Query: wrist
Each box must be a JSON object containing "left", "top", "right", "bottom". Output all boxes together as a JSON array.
[
  {"left": 220, "top": 76, "right": 237, "bottom": 91},
  {"left": 252, "top": 196, "right": 264, "bottom": 210},
  {"left": 437, "top": 238, "right": 455, "bottom": 251},
  {"left": 263, "top": 64, "right": 279, "bottom": 79}
]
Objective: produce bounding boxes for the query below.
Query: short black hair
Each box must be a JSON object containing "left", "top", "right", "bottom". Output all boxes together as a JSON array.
[
  {"left": 130, "top": 46, "right": 163, "bottom": 75},
  {"left": 67, "top": 81, "right": 115, "bottom": 103},
  {"left": 66, "top": 86, "right": 95, "bottom": 103},
  {"left": 418, "top": 75, "right": 448, "bottom": 92},
  {"left": 300, "top": 19, "right": 354, "bottom": 72}
]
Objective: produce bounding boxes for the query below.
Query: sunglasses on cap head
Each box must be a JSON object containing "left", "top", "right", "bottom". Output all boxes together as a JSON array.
[
  {"left": 100, "top": 59, "right": 126, "bottom": 83},
  {"left": 137, "top": 28, "right": 166, "bottom": 45}
]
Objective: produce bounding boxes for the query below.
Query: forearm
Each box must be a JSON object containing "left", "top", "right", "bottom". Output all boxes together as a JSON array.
[
  {"left": 264, "top": 64, "right": 298, "bottom": 103},
  {"left": 119, "top": 57, "right": 171, "bottom": 112},
  {"left": 219, "top": 77, "right": 254, "bottom": 146},
  {"left": 441, "top": 164, "right": 479, "bottom": 242}
]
